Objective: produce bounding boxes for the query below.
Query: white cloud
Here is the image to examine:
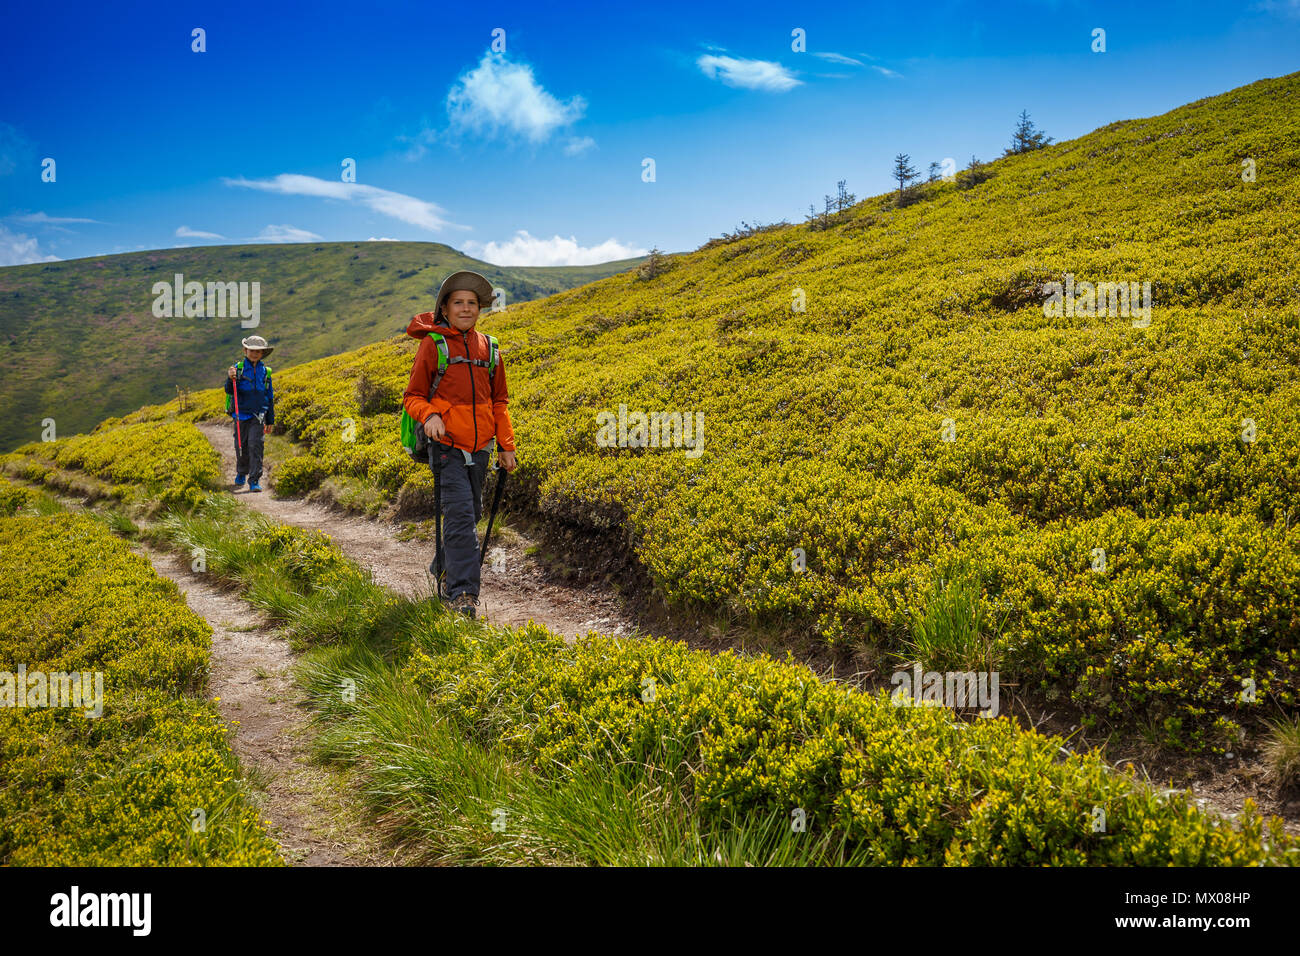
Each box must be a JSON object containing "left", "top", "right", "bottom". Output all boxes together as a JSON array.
[
  {"left": 224, "top": 174, "right": 466, "bottom": 232},
  {"left": 462, "top": 229, "right": 646, "bottom": 267},
  {"left": 367, "top": 236, "right": 400, "bottom": 241},
  {"left": 0, "top": 224, "right": 60, "bottom": 265},
  {"left": 246, "top": 224, "right": 324, "bottom": 243},
  {"left": 176, "top": 225, "right": 225, "bottom": 239},
  {"left": 8, "top": 211, "right": 104, "bottom": 225},
  {"left": 696, "top": 54, "right": 802, "bottom": 92},
  {"left": 805, "top": 51, "right": 901, "bottom": 79},
  {"left": 812, "top": 52, "right": 865, "bottom": 66},
  {"left": 563, "top": 136, "right": 596, "bottom": 156},
  {"left": 445, "top": 51, "right": 588, "bottom": 146}
]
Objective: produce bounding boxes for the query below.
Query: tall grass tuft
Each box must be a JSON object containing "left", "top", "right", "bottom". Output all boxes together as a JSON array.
[
  {"left": 1262, "top": 715, "right": 1300, "bottom": 791},
  {"left": 901, "top": 560, "right": 1007, "bottom": 672}
]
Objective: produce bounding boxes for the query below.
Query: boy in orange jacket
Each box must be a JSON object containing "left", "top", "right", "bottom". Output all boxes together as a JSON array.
[{"left": 403, "top": 270, "right": 517, "bottom": 619}]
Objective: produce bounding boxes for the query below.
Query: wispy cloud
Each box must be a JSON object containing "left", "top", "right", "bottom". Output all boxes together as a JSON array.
[
  {"left": 176, "top": 225, "right": 225, "bottom": 239},
  {"left": 461, "top": 229, "right": 646, "bottom": 267},
  {"left": 696, "top": 54, "right": 802, "bottom": 92},
  {"left": 812, "top": 51, "right": 865, "bottom": 66},
  {"left": 246, "top": 224, "right": 324, "bottom": 243},
  {"left": 8, "top": 211, "right": 104, "bottom": 226},
  {"left": 223, "top": 174, "right": 466, "bottom": 232},
  {"left": 0, "top": 224, "right": 60, "bottom": 265},
  {"left": 808, "top": 51, "right": 902, "bottom": 79},
  {"left": 366, "top": 236, "right": 400, "bottom": 241},
  {"left": 563, "top": 135, "right": 597, "bottom": 156},
  {"left": 441, "top": 51, "right": 589, "bottom": 148}
]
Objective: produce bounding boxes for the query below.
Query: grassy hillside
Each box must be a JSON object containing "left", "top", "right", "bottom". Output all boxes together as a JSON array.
[
  {"left": 0, "top": 241, "right": 644, "bottom": 451},
  {"left": 54, "top": 72, "right": 1300, "bottom": 753}
]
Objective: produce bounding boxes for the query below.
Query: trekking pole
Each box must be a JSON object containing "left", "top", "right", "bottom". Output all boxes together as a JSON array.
[
  {"left": 429, "top": 441, "right": 445, "bottom": 600},
  {"left": 478, "top": 462, "right": 508, "bottom": 568},
  {"left": 231, "top": 364, "right": 243, "bottom": 458}
]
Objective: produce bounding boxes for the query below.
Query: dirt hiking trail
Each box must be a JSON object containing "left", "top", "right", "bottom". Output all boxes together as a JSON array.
[
  {"left": 199, "top": 420, "right": 636, "bottom": 642},
  {"left": 140, "top": 543, "right": 401, "bottom": 866}
]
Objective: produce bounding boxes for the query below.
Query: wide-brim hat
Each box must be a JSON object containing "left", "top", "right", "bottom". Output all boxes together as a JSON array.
[
  {"left": 241, "top": 335, "right": 275, "bottom": 357},
  {"left": 433, "top": 270, "right": 495, "bottom": 318}
]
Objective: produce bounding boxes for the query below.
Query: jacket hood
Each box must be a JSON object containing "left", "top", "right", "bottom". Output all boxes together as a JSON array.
[{"left": 407, "top": 310, "right": 477, "bottom": 338}]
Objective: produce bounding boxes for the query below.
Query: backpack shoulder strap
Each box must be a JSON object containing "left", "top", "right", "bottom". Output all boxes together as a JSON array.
[
  {"left": 427, "top": 333, "right": 451, "bottom": 400},
  {"left": 485, "top": 335, "right": 499, "bottom": 377}
]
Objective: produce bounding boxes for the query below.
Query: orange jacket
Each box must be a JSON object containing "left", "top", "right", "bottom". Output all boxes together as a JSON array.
[{"left": 402, "top": 311, "right": 517, "bottom": 454}]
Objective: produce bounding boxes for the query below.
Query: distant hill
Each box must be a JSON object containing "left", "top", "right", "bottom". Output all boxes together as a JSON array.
[{"left": 0, "top": 241, "right": 644, "bottom": 450}]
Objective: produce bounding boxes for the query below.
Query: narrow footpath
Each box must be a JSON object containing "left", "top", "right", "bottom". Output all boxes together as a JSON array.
[{"left": 198, "top": 420, "right": 636, "bottom": 642}]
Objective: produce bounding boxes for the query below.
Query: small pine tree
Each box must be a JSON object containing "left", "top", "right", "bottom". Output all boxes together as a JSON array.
[
  {"left": 927, "top": 161, "right": 941, "bottom": 183},
  {"left": 892, "top": 153, "right": 919, "bottom": 202},
  {"left": 1004, "top": 110, "right": 1053, "bottom": 156},
  {"left": 834, "top": 179, "right": 856, "bottom": 211},
  {"left": 958, "top": 154, "right": 992, "bottom": 190},
  {"left": 638, "top": 246, "right": 668, "bottom": 280}
]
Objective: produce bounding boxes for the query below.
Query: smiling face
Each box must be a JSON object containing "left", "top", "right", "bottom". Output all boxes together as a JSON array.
[
  {"left": 441, "top": 289, "right": 481, "bottom": 331},
  {"left": 243, "top": 347, "right": 265, "bottom": 362}
]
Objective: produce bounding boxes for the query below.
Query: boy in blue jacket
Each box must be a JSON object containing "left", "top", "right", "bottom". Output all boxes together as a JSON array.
[{"left": 223, "top": 335, "right": 275, "bottom": 492}]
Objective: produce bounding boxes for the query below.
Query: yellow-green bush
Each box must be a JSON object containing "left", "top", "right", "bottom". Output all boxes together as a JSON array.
[
  {"left": 272, "top": 454, "right": 328, "bottom": 497},
  {"left": 14, "top": 419, "right": 221, "bottom": 510},
  {"left": 406, "top": 622, "right": 1296, "bottom": 865},
  {"left": 250, "top": 523, "right": 363, "bottom": 593},
  {"left": 0, "top": 514, "right": 280, "bottom": 865},
  {"left": 0, "top": 476, "right": 37, "bottom": 516}
]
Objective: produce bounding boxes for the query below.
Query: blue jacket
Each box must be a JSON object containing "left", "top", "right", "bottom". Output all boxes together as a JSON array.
[{"left": 224, "top": 359, "right": 275, "bottom": 425}]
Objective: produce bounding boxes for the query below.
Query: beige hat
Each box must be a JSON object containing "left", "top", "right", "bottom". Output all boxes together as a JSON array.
[
  {"left": 241, "top": 335, "right": 274, "bottom": 357},
  {"left": 433, "top": 270, "right": 495, "bottom": 319}
]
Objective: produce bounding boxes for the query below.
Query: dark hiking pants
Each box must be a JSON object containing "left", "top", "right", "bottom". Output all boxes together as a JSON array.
[
  {"left": 233, "top": 418, "right": 265, "bottom": 482},
  {"left": 432, "top": 438, "right": 494, "bottom": 600}
]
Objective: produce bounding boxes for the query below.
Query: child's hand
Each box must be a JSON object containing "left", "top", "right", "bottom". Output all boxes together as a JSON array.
[
  {"left": 228, "top": 366, "right": 237, "bottom": 380},
  {"left": 498, "top": 449, "right": 517, "bottom": 472},
  {"left": 423, "top": 414, "right": 445, "bottom": 440}
]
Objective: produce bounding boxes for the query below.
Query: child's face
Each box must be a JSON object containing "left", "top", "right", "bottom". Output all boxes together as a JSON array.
[
  {"left": 244, "top": 348, "right": 265, "bottom": 362},
  {"left": 442, "top": 290, "right": 480, "bottom": 332}
]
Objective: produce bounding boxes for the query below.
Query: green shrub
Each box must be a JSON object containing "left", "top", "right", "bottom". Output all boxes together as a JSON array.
[{"left": 273, "top": 454, "right": 328, "bottom": 497}]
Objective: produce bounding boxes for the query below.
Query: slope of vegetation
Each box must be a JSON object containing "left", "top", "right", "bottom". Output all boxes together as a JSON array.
[
  {"left": 0, "top": 241, "right": 645, "bottom": 452},
  {"left": 109, "top": 72, "right": 1298, "bottom": 754},
  {"left": 0, "top": 487, "right": 281, "bottom": 865}
]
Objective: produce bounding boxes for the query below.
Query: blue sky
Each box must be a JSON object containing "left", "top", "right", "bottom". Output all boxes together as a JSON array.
[{"left": 1, "top": 0, "right": 1297, "bottom": 266}]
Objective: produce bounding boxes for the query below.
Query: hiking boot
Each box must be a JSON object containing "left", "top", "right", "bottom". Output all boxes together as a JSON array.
[
  {"left": 248, "top": 480, "right": 262, "bottom": 493},
  {"left": 448, "top": 593, "right": 479, "bottom": 620},
  {"left": 234, "top": 474, "right": 246, "bottom": 487}
]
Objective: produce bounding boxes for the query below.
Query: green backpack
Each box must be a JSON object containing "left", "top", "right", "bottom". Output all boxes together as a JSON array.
[
  {"left": 225, "top": 359, "right": 272, "bottom": 415},
  {"left": 400, "top": 332, "right": 499, "bottom": 462}
]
